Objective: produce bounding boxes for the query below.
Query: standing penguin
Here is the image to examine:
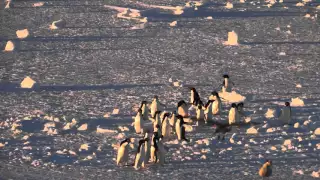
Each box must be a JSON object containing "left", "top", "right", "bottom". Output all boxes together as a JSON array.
[
  {"left": 153, "top": 111, "right": 162, "bottom": 127},
  {"left": 190, "top": 87, "right": 201, "bottom": 106},
  {"left": 150, "top": 96, "right": 166, "bottom": 119},
  {"left": 259, "top": 160, "right": 272, "bottom": 177},
  {"left": 279, "top": 102, "right": 292, "bottom": 125},
  {"left": 140, "top": 101, "right": 149, "bottom": 120},
  {"left": 150, "top": 131, "right": 159, "bottom": 163},
  {"left": 228, "top": 103, "right": 238, "bottom": 125},
  {"left": 237, "top": 102, "right": 245, "bottom": 119},
  {"left": 156, "top": 135, "right": 167, "bottom": 165},
  {"left": 209, "top": 91, "right": 223, "bottom": 116},
  {"left": 153, "top": 124, "right": 162, "bottom": 139},
  {"left": 196, "top": 100, "right": 205, "bottom": 126},
  {"left": 144, "top": 131, "right": 151, "bottom": 163},
  {"left": 134, "top": 139, "right": 148, "bottom": 170},
  {"left": 221, "top": 74, "right": 235, "bottom": 93},
  {"left": 169, "top": 111, "right": 177, "bottom": 134},
  {"left": 161, "top": 113, "right": 171, "bottom": 139},
  {"left": 134, "top": 108, "right": 143, "bottom": 134},
  {"left": 177, "top": 100, "right": 189, "bottom": 118},
  {"left": 116, "top": 138, "right": 131, "bottom": 166},
  {"left": 175, "top": 115, "right": 188, "bottom": 141},
  {"left": 204, "top": 100, "right": 214, "bottom": 124}
]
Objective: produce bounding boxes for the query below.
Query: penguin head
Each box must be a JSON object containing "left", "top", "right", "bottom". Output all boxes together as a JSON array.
[
  {"left": 155, "top": 111, "right": 162, "bottom": 117},
  {"left": 140, "top": 101, "right": 147, "bottom": 108},
  {"left": 205, "top": 100, "right": 214, "bottom": 108},
  {"left": 177, "top": 100, "right": 186, "bottom": 108},
  {"left": 223, "top": 74, "right": 229, "bottom": 79},
  {"left": 154, "top": 124, "right": 160, "bottom": 131},
  {"left": 162, "top": 112, "right": 170, "bottom": 120},
  {"left": 231, "top": 103, "right": 237, "bottom": 108},
  {"left": 190, "top": 87, "right": 196, "bottom": 92},
  {"left": 237, "top": 102, "right": 244, "bottom": 108},
  {"left": 211, "top": 91, "right": 219, "bottom": 98},
  {"left": 175, "top": 115, "right": 184, "bottom": 120},
  {"left": 285, "top": 102, "right": 290, "bottom": 107},
  {"left": 153, "top": 95, "right": 159, "bottom": 101},
  {"left": 120, "top": 138, "right": 131, "bottom": 146},
  {"left": 265, "top": 160, "right": 272, "bottom": 166}
]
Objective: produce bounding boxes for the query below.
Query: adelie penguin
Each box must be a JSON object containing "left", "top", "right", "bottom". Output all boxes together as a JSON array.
[
  {"left": 175, "top": 115, "right": 188, "bottom": 142},
  {"left": 177, "top": 100, "right": 189, "bottom": 118},
  {"left": 143, "top": 131, "right": 151, "bottom": 163},
  {"left": 237, "top": 102, "right": 245, "bottom": 118},
  {"left": 279, "top": 102, "right": 292, "bottom": 125},
  {"left": 195, "top": 100, "right": 205, "bottom": 126},
  {"left": 169, "top": 111, "right": 177, "bottom": 134},
  {"left": 154, "top": 111, "right": 162, "bottom": 128},
  {"left": 204, "top": 100, "right": 214, "bottom": 124},
  {"left": 155, "top": 135, "right": 167, "bottom": 165},
  {"left": 259, "top": 160, "right": 272, "bottom": 177},
  {"left": 210, "top": 91, "right": 223, "bottom": 116},
  {"left": 134, "top": 138, "right": 148, "bottom": 170},
  {"left": 116, "top": 138, "right": 131, "bottom": 166},
  {"left": 221, "top": 74, "right": 235, "bottom": 93},
  {"left": 161, "top": 112, "right": 171, "bottom": 139},
  {"left": 228, "top": 103, "right": 238, "bottom": 125},
  {"left": 139, "top": 101, "right": 149, "bottom": 120},
  {"left": 150, "top": 131, "right": 159, "bottom": 163},
  {"left": 150, "top": 96, "right": 166, "bottom": 119},
  {"left": 190, "top": 87, "right": 201, "bottom": 106},
  {"left": 134, "top": 108, "right": 144, "bottom": 134}
]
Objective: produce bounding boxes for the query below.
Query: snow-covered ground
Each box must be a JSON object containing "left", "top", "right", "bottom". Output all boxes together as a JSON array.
[{"left": 0, "top": 0, "right": 319, "bottom": 179}]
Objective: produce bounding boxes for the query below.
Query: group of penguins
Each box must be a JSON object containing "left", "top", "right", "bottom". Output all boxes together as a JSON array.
[{"left": 116, "top": 74, "right": 283, "bottom": 176}]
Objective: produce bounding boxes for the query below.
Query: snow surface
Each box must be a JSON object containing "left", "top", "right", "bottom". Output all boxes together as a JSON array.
[{"left": 0, "top": 0, "right": 319, "bottom": 179}]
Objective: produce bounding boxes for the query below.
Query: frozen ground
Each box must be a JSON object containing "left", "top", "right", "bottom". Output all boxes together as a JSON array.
[{"left": 0, "top": 0, "right": 319, "bottom": 179}]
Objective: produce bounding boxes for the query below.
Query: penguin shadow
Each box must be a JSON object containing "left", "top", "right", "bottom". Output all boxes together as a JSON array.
[
  {"left": 72, "top": 117, "right": 135, "bottom": 133},
  {"left": 0, "top": 82, "right": 165, "bottom": 92},
  {"left": 18, "top": 117, "right": 63, "bottom": 133},
  {"left": 141, "top": 3, "right": 305, "bottom": 22}
]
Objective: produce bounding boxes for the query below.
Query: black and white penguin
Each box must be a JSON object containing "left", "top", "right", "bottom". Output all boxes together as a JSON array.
[
  {"left": 175, "top": 115, "right": 188, "bottom": 141},
  {"left": 221, "top": 74, "right": 235, "bottom": 93},
  {"left": 156, "top": 135, "right": 167, "bottom": 165},
  {"left": 259, "top": 160, "right": 272, "bottom": 177},
  {"left": 150, "top": 96, "right": 166, "bottom": 118},
  {"left": 228, "top": 103, "right": 238, "bottom": 125},
  {"left": 209, "top": 91, "right": 222, "bottom": 116},
  {"left": 143, "top": 131, "right": 151, "bottom": 163},
  {"left": 116, "top": 138, "right": 131, "bottom": 166},
  {"left": 279, "top": 102, "right": 292, "bottom": 125},
  {"left": 161, "top": 112, "right": 171, "bottom": 139},
  {"left": 196, "top": 100, "right": 204, "bottom": 126},
  {"left": 169, "top": 111, "right": 177, "bottom": 134},
  {"left": 134, "top": 108, "right": 143, "bottom": 134},
  {"left": 204, "top": 100, "right": 214, "bottom": 124},
  {"left": 190, "top": 87, "right": 201, "bottom": 106},
  {"left": 134, "top": 139, "right": 148, "bottom": 170},
  {"left": 177, "top": 100, "right": 189, "bottom": 118},
  {"left": 237, "top": 102, "right": 245, "bottom": 117},
  {"left": 154, "top": 111, "right": 162, "bottom": 127},
  {"left": 139, "top": 101, "right": 149, "bottom": 120},
  {"left": 150, "top": 132, "right": 159, "bottom": 163}
]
